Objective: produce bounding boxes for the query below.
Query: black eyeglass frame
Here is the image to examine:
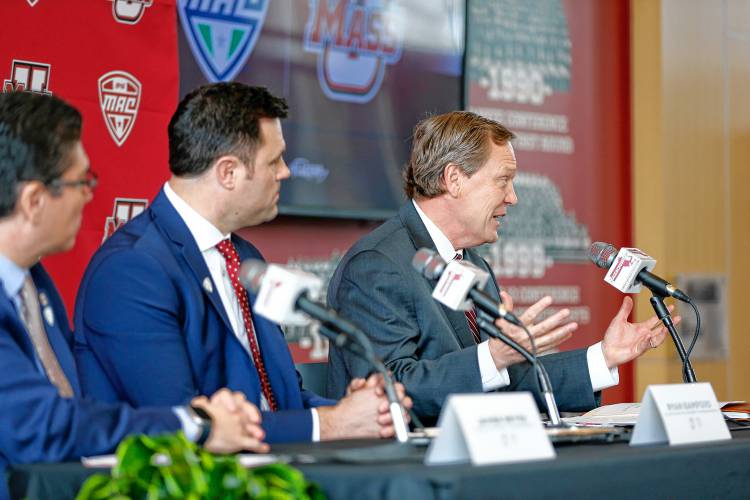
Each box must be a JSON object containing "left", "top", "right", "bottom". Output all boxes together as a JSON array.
[{"left": 46, "top": 170, "right": 98, "bottom": 192}]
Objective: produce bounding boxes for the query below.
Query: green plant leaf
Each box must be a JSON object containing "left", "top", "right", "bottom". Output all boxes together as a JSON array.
[{"left": 77, "top": 432, "right": 325, "bottom": 500}]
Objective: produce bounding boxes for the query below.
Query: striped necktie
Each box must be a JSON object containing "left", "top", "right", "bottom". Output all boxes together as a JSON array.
[{"left": 454, "top": 253, "right": 481, "bottom": 343}]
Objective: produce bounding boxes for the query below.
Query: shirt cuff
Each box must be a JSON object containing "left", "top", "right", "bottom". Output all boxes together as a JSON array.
[
  {"left": 478, "top": 340, "right": 511, "bottom": 391},
  {"left": 310, "top": 408, "right": 320, "bottom": 442},
  {"left": 173, "top": 407, "right": 201, "bottom": 442},
  {"left": 587, "top": 341, "right": 619, "bottom": 392}
]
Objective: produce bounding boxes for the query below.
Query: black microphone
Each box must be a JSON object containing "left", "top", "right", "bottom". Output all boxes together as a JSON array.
[
  {"left": 589, "top": 242, "right": 690, "bottom": 302},
  {"left": 239, "top": 260, "right": 372, "bottom": 357},
  {"left": 411, "top": 248, "right": 524, "bottom": 327},
  {"left": 589, "top": 242, "right": 697, "bottom": 383},
  {"left": 412, "top": 248, "right": 565, "bottom": 426},
  {"left": 239, "top": 259, "right": 411, "bottom": 442}
]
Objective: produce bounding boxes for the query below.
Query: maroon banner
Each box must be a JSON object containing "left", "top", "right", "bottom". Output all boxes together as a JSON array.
[
  {"left": 0, "top": 0, "right": 179, "bottom": 316},
  {"left": 465, "top": 0, "right": 632, "bottom": 403}
]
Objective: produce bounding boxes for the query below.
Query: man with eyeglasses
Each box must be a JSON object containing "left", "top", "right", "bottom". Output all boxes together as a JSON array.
[{"left": 0, "top": 91, "right": 269, "bottom": 498}]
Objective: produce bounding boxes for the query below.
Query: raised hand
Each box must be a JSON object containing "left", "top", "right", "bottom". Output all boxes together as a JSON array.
[
  {"left": 601, "top": 296, "right": 680, "bottom": 369},
  {"left": 488, "top": 292, "right": 578, "bottom": 370}
]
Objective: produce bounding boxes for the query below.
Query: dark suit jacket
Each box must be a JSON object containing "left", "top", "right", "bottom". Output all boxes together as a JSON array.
[
  {"left": 0, "top": 264, "right": 178, "bottom": 498},
  {"left": 327, "top": 201, "right": 598, "bottom": 422},
  {"left": 73, "top": 189, "right": 334, "bottom": 444}
]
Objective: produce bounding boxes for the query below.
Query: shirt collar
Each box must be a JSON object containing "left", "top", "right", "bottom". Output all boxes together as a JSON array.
[
  {"left": 163, "top": 181, "right": 230, "bottom": 252},
  {"left": 0, "top": 252, "right": 27, "bottom": 300},
  {"left": 412, "top": 199, "right": 462, "bottom": 262}
]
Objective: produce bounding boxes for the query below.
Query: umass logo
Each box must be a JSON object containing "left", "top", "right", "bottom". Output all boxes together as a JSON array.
[
  {"left": 178, "top": 0, "right": 269, "bottom": 82},
  {"left": 304, "top": 0, "right": 403, "bottom": 104}
]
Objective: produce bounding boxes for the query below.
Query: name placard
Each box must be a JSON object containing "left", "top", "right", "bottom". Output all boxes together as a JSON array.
[
  {"left": 425, "top": 393, "right": 555, "bottom": 466},
  {"left": 630, "top": 383, "right": 730, "bottom": 446}
]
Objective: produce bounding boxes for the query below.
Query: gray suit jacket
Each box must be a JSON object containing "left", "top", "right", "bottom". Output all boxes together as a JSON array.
[{"left": 327, "top": 201, "right": 598, "bottom": 423}]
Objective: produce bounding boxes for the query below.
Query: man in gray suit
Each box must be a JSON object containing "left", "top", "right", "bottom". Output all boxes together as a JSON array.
[{"left": 327, "top": 111, "right": 673, "bottom": 423}]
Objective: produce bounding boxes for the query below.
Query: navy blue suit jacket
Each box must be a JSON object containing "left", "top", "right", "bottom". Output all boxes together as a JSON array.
[
  {"left": 0, "top": 264, "right": 178, "bottom": 498},
  {"left": 74, "top": 189, "right": 333, "bottom": 444},
  {"left": 327, "top": 202, "right": 598, "bottom": 423}
]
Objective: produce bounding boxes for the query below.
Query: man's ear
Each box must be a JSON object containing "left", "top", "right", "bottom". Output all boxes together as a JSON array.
[
  {"left": 212, "top": 155, "right": 244, "bottom": 189},
  {"left": 442, "top": 163, "right": 463, "bottom": 197},
  {"left": 16, "top": 181, "right": 48, "bottom": 224}
]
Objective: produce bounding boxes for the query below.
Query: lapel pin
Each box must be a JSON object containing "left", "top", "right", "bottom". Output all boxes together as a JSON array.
[
  {"left": 39, "top": 291, "right": 49, "bottom": 307},
  {"left": 202, "top": 277, "right": 214, "bottom": 294},
  {"left": 43, "top": 306, "right": 55, "bottom": 327}
]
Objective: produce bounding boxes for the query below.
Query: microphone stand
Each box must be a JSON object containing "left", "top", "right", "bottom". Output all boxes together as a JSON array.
[
  {"left": 474, "top": 310, "right": 564, "bottom": 427},
  {"left": 649, "top": 294, "right": 697, "bottom": 383},
  {"left": 316, "top": 323, "right": 410, "bottom": 443}
]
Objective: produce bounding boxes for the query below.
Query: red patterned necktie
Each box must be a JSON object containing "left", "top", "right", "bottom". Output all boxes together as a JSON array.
[
  {"left": 454, "top": 253, "right": 481, "bottom": 343},
  {"left": 216, "top": 239, "right": 278, "bottom": 411}
]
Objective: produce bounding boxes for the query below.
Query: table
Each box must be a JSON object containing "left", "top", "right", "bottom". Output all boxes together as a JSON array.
[{"left": 9, "top": 429, "right": 750, "bottom": 500}]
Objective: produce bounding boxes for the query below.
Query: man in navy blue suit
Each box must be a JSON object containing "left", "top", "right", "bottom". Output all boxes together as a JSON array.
[
  {"left": 74, "top": 83, "right": 409, "bottom": 444},
  {"left": 0, "top": 91, "right": 269, "bottom": 496}
]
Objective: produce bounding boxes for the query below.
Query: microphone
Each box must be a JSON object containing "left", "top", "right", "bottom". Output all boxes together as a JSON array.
[
  {"left": 240, "top": 260, "right": 362, "bottom": 341},
  {"left": 411, "top": 248, "right": 564, "bottom": 426},
  {"left": 589, "top": 242, "right": 690, "bottom": 302},
  {"left": 411, "top": 248, "right": 523, "bottom": 327},
  {"left": 589, "top": 242, "right": 698, "bottom": 383},
  {"left": 238, "top": 260, "right": 411, "bottom": 442}
]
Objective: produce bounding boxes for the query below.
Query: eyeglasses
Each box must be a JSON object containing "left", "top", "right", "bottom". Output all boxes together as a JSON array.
[{"left": 47, "top": 170, "right": 98, "bottom": 192}]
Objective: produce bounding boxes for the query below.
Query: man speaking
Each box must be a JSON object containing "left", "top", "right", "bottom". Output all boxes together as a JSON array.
[{"left": 327, "top": 111, "right": 674, "bottom": 422}]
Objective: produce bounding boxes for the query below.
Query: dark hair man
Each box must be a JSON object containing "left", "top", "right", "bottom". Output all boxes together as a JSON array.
[
  {"left": 327, "top": 111, "right": 674, "bottom": 422},
  {"left": 74, "top": 83, "right": 410, "bottom": 444},
  {"left": 0, "top": 91, "right": 268, "bottom": 498}
]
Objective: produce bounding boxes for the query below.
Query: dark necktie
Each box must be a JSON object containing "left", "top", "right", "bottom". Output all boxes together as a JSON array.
[
  {"left": 216, "top": 239, "right": 278, "bottom": 411},
  {"left": 19, "top": 275, "right": 74, "bottom": 397},
  {"left": 454, "top": 253, "right": 481, "bottom": 343}
]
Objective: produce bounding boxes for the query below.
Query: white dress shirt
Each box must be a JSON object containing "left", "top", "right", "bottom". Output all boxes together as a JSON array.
[
  {"left": 164, "top": 183, "right": 320, "bottom": 440},
  {"left": 412, "top": 200, "right": 618, "bottom": 393}
]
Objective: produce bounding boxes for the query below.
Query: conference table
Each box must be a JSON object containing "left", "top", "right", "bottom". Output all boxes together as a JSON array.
[{"left": 9, "top": 426, "right": 750, "bottom": 499}]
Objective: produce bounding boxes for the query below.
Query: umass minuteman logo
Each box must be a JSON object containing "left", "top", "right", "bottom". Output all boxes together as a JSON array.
[
  {"left": 178, "top": 0, "right": 269, "bottom": 82},
  {"left": 304, "top": 0, "right": 403, "bottom": 104}
]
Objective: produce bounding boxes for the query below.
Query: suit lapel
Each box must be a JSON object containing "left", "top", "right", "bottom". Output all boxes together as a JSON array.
[
  {"left": 463, "top": 248, "right": 501, "bottom": 343},
  {"left": 399, "top": 202, "right": 476, "bottom": 349},
  {"left": 149, "top": 191, "right": 235, "bottom": 335},
  {"left": 29, "top": 265, "right": 82, "bottom": 395},
  {"left": 0, "top": 290, "right": 36, "bottom": 362}
]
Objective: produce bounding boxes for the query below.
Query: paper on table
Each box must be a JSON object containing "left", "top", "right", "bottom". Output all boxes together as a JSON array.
[
  {"left": 563, "top": 403, "right": 642, "bottom": 426},
  {"left": 563, "top": 400, "right": 746, "bottom": 427},
  {"left": 82, "top": 454, "right": 282, "bottom": 469}
]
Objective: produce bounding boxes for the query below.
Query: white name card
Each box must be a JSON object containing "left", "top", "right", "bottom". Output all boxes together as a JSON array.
[
  {"left": 630, "top": 383, "right": 730, "bottom": 446},
  {"left": 425, "top": 393, "right": 555, "bottom": 466}
]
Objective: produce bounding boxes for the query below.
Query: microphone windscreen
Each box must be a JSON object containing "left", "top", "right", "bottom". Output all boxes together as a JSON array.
[
  {"left": 238, "top": 259, "right": 267, "bottom": 293},
  {"left": 411, "top": 248, "right": 445, "bottom": 280},
  {"left": 589, "top": 242, "right": 618, "bottom": 269}
]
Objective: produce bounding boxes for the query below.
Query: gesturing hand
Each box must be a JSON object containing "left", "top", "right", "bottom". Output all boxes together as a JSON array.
[
  {"left": 601, "top": 296, "right": 681, "bottom": 369},
  {"left": 487, "top": 292, "right": 577, "bottom": 370}
]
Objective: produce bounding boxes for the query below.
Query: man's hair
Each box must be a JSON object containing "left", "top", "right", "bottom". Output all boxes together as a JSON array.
[
  {"left": 0, "top": 92, "right": 82, "bottom": 217},
  {"left": 168, "top": 83, "right": 289, "bottom": 177},
  {"left": 403, "top": 111, "right": 515, "bottom": 199}
]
